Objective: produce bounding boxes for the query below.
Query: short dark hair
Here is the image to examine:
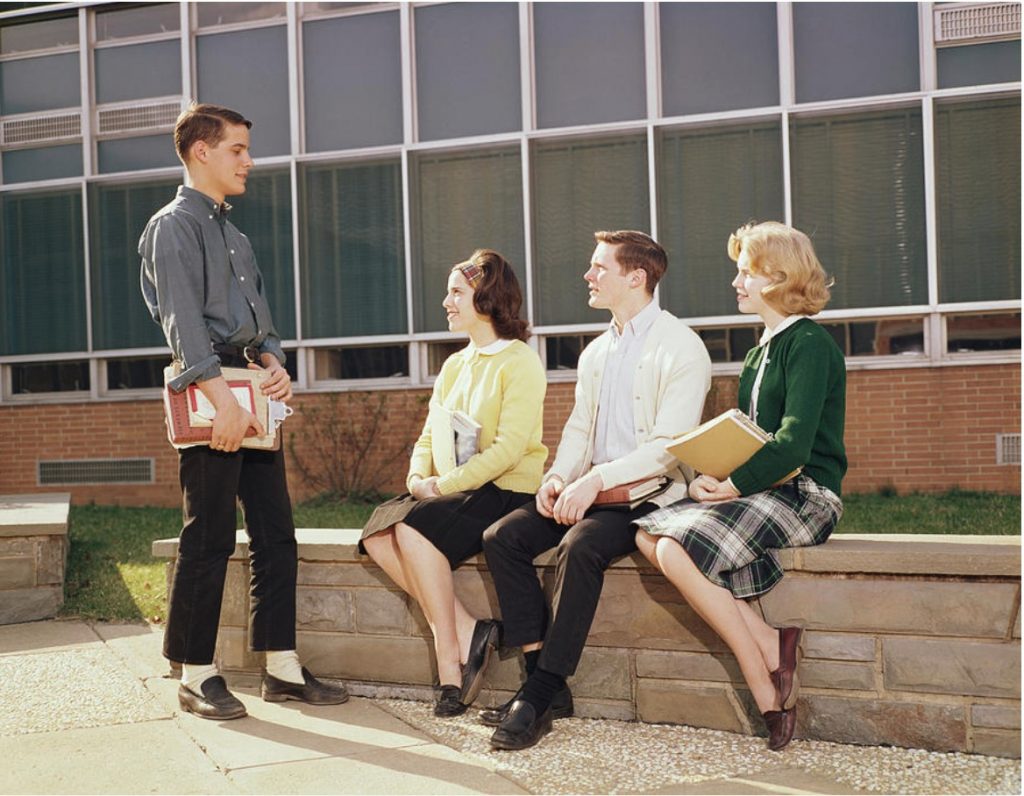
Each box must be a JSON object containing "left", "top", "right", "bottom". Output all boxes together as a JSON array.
[
  {"left": 174, "top": 102, "right": 252, "bottom": 164},
  {"left": 453, "top": 249, "right": 530, "bottom": 342},
  {"left": 593, "top": 230, "right": 668, "bottom": 294}
]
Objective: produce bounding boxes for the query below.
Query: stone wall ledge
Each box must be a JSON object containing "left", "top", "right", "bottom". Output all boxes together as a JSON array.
[
  {"left": 153, "top": 529, "right": 1021, "bottom": 578},
  {"left": 0, "top": 493, "right": 71, "bottom": 538}
]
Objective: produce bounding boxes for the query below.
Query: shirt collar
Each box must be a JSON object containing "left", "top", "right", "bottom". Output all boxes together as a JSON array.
[
  {"left": 177, "top": 185, "right": 232, "bottom": 218},
  {"left": 759, "top": 314, "right": 809, "bottom": 345},
  {"left": 611, "top": 298, "right": 661, "bottom": 339},
  {"left": 470, "top": 337, "right": 515, "bottom": 356}
]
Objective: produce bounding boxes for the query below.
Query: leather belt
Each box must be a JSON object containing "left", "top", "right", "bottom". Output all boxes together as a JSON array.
[{"left": 213, "top": 343, "right": 261, "bottom": 364}]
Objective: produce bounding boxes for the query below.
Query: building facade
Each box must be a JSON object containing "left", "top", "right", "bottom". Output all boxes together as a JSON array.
[{"left": 0, "top": 1, "right": 1020, "bottom": 505}]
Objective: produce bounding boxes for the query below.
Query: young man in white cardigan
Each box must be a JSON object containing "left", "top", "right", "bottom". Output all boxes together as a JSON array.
[{"left": 481, "top": 230, "right": 712, "bottom": 750}]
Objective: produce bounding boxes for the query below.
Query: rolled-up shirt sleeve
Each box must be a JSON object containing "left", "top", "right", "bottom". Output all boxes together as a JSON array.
[{"left": 139, "top": 214, "right": 221, "bottom": 392}]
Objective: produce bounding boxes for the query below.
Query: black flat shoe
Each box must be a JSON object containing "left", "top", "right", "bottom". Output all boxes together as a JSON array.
[
  {"left": 461, "top": 620, "right": 501, "bottom": 706},
  {"left": 434, "top": 684, "right": 468, "bottom": 717},
  {"left": 262, "top": 667, "right": 349, "bottom": 705},
  {"left": 178, "top": 676, "right": 247, "bottom": 720},
  {"left": 489, "top": 699, "right": 553, "bottom": 750},
  {"left": 479, "top": 684, "right": 574, "bottom": 727}
]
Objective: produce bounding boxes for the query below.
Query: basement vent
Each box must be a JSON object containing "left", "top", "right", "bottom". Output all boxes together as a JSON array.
[
  {"left": 996, "top": 434, "right": 1021, "bottom": 466},
  {"left": 1, "top": 112, "right": 81, "bottom": 147},
  {"left": 38, "top": 458, "right": 155, "bottom": 486},
  {"left": 935, "top": 3, "right": 1021, "bottom": 46},
  {"left": 96, "top": 99, "right": 182, "bottom": 136}
]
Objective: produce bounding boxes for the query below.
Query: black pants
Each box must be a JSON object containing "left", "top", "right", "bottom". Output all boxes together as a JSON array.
[
  {"left": 163, "top": 444, "right": 297, "bottom": 664},
  {"left": 482, "top": 501, "right": 655, "bottom": 678}
]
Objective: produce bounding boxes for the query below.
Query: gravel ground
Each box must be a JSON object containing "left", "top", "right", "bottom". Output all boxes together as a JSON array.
[
  {"left": 379, "top": 698, "right": 1021, "bottom": 795},
  {"left": 0, "top": 648, "right": 166, "bottom": 736}
]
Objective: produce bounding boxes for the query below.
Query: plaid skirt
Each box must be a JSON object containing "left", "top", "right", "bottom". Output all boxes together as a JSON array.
[{"left": 632, "top": 475, "right": 843, "bottom": 599}]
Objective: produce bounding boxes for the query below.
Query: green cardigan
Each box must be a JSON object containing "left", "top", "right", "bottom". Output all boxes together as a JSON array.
[{"left": 732, "top": 319, "right": 847, "bottom": 496}]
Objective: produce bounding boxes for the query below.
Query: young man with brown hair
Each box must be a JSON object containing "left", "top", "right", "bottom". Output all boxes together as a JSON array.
[
  {"left": 140, "top": 103, "right": 347, "bottom": 720},
  {"left": 480, "top": 230, "right": 712, "bottom": 749}
]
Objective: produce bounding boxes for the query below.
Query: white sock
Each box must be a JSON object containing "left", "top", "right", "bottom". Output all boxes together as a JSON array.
[
  {"left": 181, "top": 663, "right": 218, "bottom": 692},
  {"left": 265, "top": 650, "right": 304, "bottom": 684}
]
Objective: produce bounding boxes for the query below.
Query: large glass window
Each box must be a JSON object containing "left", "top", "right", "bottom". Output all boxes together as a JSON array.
[
  {"left": 0, "top": 189, "right": 86, "bottom": 356},
  {"left": 937, "top": 41, "right": 1022, "bottom": 89},
  {"left": 94, "top": 39, "right": 180, "bottom": 104},
  {"left": 3, "top": 144, "right": 83, "bottom": 183},
  {"left": 660, "top": 3, "right": 779, "bottom": 117},
  {"left": 533, "top": 2, "right": 646, "bottom": 129},
  {"left": 790, "top": 107, "right": 927, "bottom": 309},
  {"left": 411, "top": 147, "right": 525, "bottom": 332},
  {"left": 303, "top": 10, "right": 402, "bottom": 152},
  {"left": 228, "top": 169, "right": 296, "bottom": 339},
  {"left": 0, "top": 53, "right": 80, "bottom": 114},
  {"left": 196, "top": 26, "right": 290, "bottom": 156},
  {"left": 197, "top": 3, "right": 285, "bottom": 27},
  {"left": 95, "top": 4, "right": 180, "bottom": 41},
  {"left": 935, "top": 96, "right": 1021, "bottom": 304},
  {"left": 532, "top": 134, "right": 649, "bottom": 325},
  {"left": 88, "top": 179, "right": 177, "bottom": 352},
  {"left": 300, "top": 159, "right": 406, "bottom": 338},
  {"left": 97, "top": 135, "right": 179, "bottom": 174},
  {"left": 0, "top": 15, "right": 77, "bottom": 55},
  {"left": 414, "top": 2, "right": 521, "bottom": 142},
  {"left": 657, "top": 120, "right": 784, "bottom": 318},
  {"left": 793, "top": 3, "right": 920, "bottom": 102}
]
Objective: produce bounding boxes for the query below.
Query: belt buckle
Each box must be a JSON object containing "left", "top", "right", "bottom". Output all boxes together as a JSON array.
[{"left": 242, "top": 345, "right": 261, "bottom": 364}]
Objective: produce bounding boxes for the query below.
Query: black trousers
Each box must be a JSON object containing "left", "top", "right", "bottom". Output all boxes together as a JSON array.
[
  {"left": 482, "top": 501, "right": 655, "bottom": 678},
  {"left": 163, "top": 443, "right": 297, "bottom": 664}
]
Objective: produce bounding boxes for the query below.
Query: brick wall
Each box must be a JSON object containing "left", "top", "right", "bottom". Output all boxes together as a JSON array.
[{"left": 0, "top": 362, "right": 1018, "bottom": 506}]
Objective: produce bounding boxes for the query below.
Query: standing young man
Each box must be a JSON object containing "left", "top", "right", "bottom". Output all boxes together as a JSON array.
[
  {"left": 140, "top": 103, "right": 347, "bottom": 720},
  {"left": 481, "top": 230, "right": 712, "bottom": 749}
]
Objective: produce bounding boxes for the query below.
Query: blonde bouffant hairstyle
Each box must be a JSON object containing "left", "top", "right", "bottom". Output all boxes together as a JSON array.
[{"left": 727, "top": 221, "right": 832, "bottom": 315}]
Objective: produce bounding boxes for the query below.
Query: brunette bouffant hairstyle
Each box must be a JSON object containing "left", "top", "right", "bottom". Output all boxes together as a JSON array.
[{"left": 453, "top": 249, "right": 530, "bottom": 341}]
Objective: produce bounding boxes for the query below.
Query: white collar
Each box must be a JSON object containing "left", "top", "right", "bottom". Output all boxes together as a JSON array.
[
  {"left": 611, "top": 298, "right": 661, "bottom": 339},
  {"left": 472, "top": 337, "right": 515, "bottom": 356},
  {"left": 759, "top": 315, "right": 809, "bottom": 346}
]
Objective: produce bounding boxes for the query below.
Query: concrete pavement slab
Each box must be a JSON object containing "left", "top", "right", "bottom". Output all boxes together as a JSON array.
[
  {"left": 0, "top": 619, "right": 100, "bottom": 656},
  {"left": 228, "top": 743, "right": 528, "bottom": 795},
  {"left": 91, "top": 621, "right": 171, "bottom": 680},
  {"left": 643, "top": 778, "right": 804, "bottom": 794},
  {"left": 2, "top": 719, "right": 238, "bottom": 795}
]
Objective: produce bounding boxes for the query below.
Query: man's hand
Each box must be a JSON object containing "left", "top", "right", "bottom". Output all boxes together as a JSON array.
[
  {"left": 251, "top": 354, "right": 292, "bottom": 402},
  {"left": 198, "top": 375, "right": 265, "bottom": 452},
  {"left": 410, "top": 476, "right": 441, "bottom": 501},
  {"left": 551, "top": 471, "right": 603, "bottom": 526},
  {"left": 688, "top": 474, "right": 740, "bottom": 504},
  {"left": 535, "top": 477, "right": 564, "bottom": 518}
]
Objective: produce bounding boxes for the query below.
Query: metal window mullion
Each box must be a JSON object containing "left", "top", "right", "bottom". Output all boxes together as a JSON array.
[
  {"left": 781, "top": 109, "right": 792, "bottom": 224},
  {"left": 79, "top": 8, "right": 93, "bottom": 176},
  {"left": 400, "top": 3, "right": 415, "bottom": 144},
  {"left": 289, "top": 159, "right": 305, "bottom": 388},
  {"left": 777, "top": 1, "right": 796, "bottom": 107},
  {"left": 80, "top": 180, "right": 96, "bottom": 399},
  {"left": 646, "top": 125, "right": 659, "bottom": 302},
  {"left": 286, "top": 2, "right": 301, "bottom": 156},
  {"left": 921, "top": 94, "right": 943, "bottom": 363},
  {"left": 520, "top": 133, "right": 535, "bottom": 326},
  {"left": 643, "top": 2, "right": 660, "bottom": 121},
  {"left": 400, "top": 147, "right": 418, "bottom": 384},
  {"left": 919, "top": 2, "right": 938, "bottom": 92},
  {"left": 180, "top": 2, "right": 192, "bottom": 102},
  {"left": 519, "top": 2, "right": 535, "bottom": 132}
]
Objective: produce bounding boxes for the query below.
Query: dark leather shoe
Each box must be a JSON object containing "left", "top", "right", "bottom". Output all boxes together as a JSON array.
[
  {"left": 262, "top": 667, "right": 349, "bottom": 705},
  {"left": 764, "top": 707, "right": 796, "bottom": 751},
  {"left": 434, "top": 684, "right": 468, "bottom": 717},
  {"left": 461, "top": 620, "right": 500, "bottom": 706},
  {"left": 771, "top": 626, "right": 803, "bottom": 710},
  {"left": 178, "top": 676, "right": 247, "bottom": 720},
  {"left": 489, "top": 700, "right": 553, "bottom": 750},
  {"left": 479, "top": 684, "right": 574, "bottom": 727}
]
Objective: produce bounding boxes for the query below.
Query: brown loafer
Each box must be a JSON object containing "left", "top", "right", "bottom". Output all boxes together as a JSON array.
[
  {"left": 763, "top": 707, "right": 796, "bottom": 751},
  {"left": 771, "top": 626, "right": 803, "bottom": 710}
]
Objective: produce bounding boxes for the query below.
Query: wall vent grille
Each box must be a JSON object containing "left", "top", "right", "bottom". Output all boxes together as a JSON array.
[
  {"left": 38, "top": 458, "right": 155, "bottom": 486},
  {"left": 935, "top": 3, "right": 1021, "bottom": 45},
  {"left": 97, "top": 99, "right": 182, "bottom": 136},
  {"left": 1, "top": 112, "right": 81, "bottom": 147},
  {"left": 996, "top": 433, "right": 1021, "bottom": 465}
]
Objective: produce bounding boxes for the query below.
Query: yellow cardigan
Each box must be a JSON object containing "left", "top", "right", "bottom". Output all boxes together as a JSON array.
[{"left": 407, "top": 339, "right": 547, "bottom": 496}]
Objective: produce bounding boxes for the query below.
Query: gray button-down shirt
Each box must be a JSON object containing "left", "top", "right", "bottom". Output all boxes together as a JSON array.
[{"left": 139, "top": 185, "right": 285, "bottom": 392}]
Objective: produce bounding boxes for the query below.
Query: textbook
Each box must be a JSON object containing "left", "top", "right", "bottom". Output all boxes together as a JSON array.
[
  {"left": 163, "top": 365, "right": 286, "bottom": 450},
  {"left": 665, "top": 409, "right": 800, "bottom": 483},
  {"left": 593, "top": 476, "right": 671, "bottom": 510}
]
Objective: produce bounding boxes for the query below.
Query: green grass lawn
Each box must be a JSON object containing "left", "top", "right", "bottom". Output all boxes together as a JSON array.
[{"left": 63, "top": 490, "right": 1019, "bottom": 623}]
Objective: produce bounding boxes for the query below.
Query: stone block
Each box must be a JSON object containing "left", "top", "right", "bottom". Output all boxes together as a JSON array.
[
  {"left": 35, "top": 536, "right": 66, "bottom": 585},
  {"left": 883, "top": 638, "right": 1020, "bottom": 698},
  {"left": 800, "top": 694, "right": 966, "bottom": 752},
  {"left": 404, "top": 599, "right": 431, "bottom": 638},
  {"left": 760, "top": 576, "right": 1016, "bottom": 638},
  {"left": 1014, "top": 607, "right": 1020, "bottom": 640},
  {"left": 972, "top": 704, "right": 1020, "bottom": 730},
  {"left": 0, "top": 493, "right": 70, "bottom": 537},
  {"left": 570, "top": 647, "right": 631, "bottom": 700},
  {"left": 636, "top": 680, "right": 746, "bottom": 734},
  {"left": 800, "top": 660, "right": 876, "bottom": 692},
  {"left": 481, "top": 652, "right": 526, "bottom": 692},
  {"left": 293, "top": 528, "right": 362, "bottom": 561},
  {"left": 217, "top": 562, "right": 249, "bottom": 627},
  {"left": 0, "top": 586, "right": 62, "bottom": 624},
  {"left": 298, "top": 561, "right": 392, "bottom": 589},
  {"left": 799, "top": 536, "right": 1020, "bottom": 578},
  {"left": 296, "top": 632, "right": 435, "bottom": 685},
  {"left": 452, "top": 566, "right": 501, "bottom": 618},
  {"left": 213, "top": 625, "right": 261, "bottom": 672},
  {"left": 573, "top": 698, "right": 636, "bottom": 722},
  {"left": 0, "top": 556, "right": 34, "bottom": 590},
  {"left": 971, "top": 728, "right": 1021, "bottom": 758},
  {"left": 804, "top": 631, "right": 876, "bottom": 662},
  {"left": 0, "top": 538, "right": 32, "bottom": 557},
  {"left": 635, "top": 649, "right": 742, "bottom": 684},
  {"left": 353, "top": 588, "right": 405, "bottom": 635},
  {"left": 297, "top": 588, "right": 354, "bottom": 633}
]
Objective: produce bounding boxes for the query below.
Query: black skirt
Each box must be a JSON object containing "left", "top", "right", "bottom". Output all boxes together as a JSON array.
[{"left": 359, "top": 482, "right": 533, "bottom": 568}]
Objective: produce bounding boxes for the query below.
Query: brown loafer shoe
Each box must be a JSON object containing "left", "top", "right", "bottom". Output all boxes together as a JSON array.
[
  {"left": 763, "top": 707, "right": 796, "bottom": 751},
  {"left": 262, "top": 667, "right": 349, "bottom": 705},
  {"left": 178, "top": 676, "right": 247, "bottom": 720},
  {"left": 771, "top": 626, "right": 803, "bottom": 710}
]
